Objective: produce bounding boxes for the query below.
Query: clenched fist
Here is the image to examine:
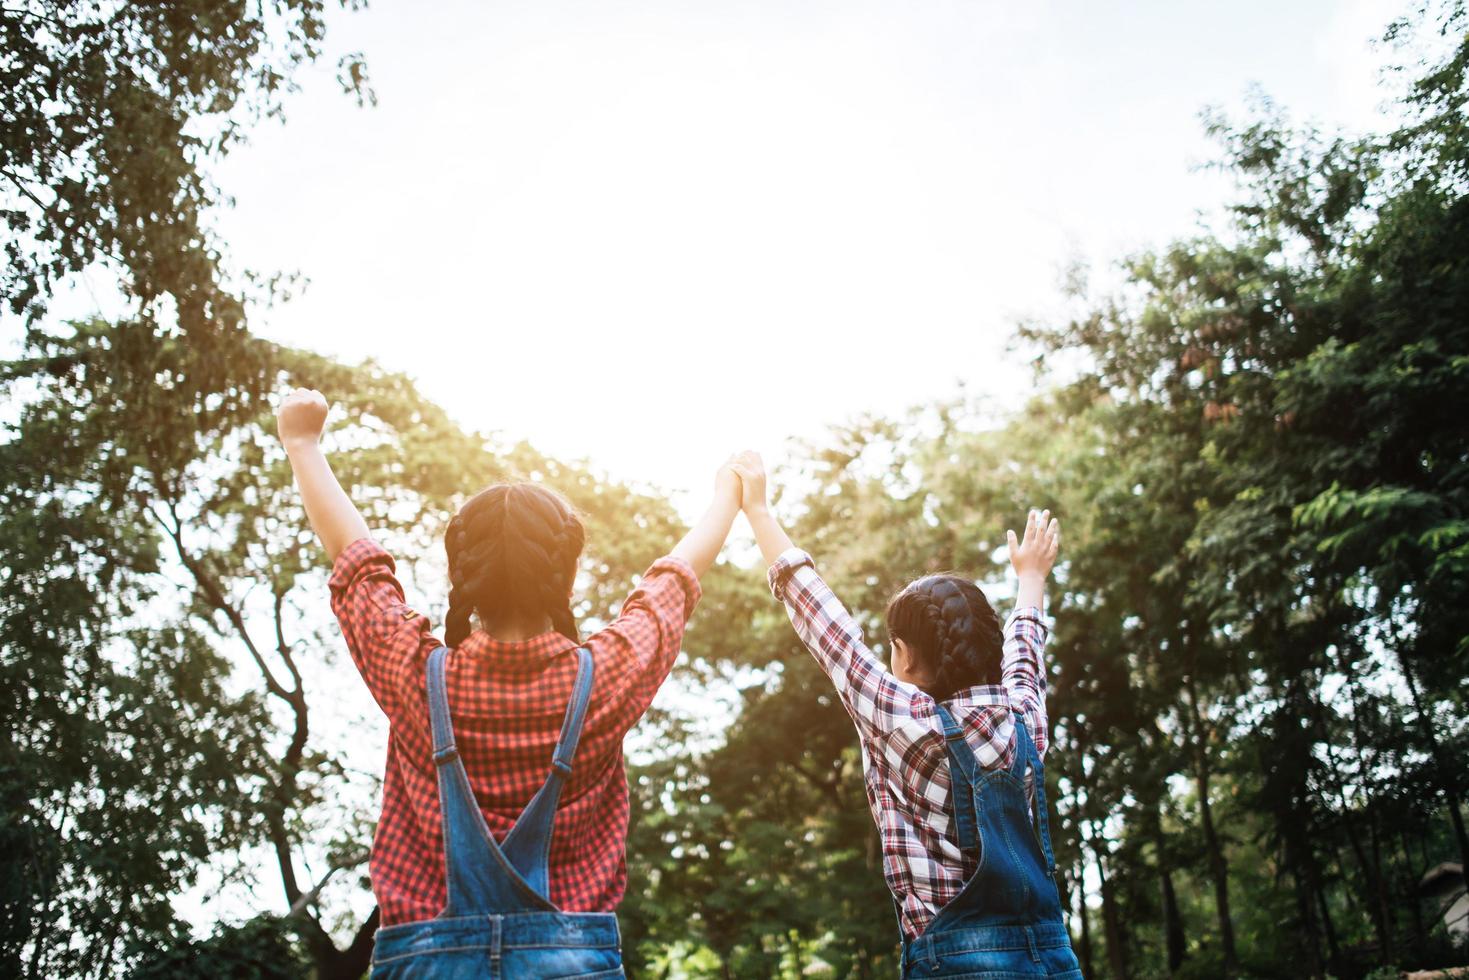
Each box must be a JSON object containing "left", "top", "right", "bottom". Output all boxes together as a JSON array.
[{"left": 276, "top": 387, "right": 329, "bottom": 450}]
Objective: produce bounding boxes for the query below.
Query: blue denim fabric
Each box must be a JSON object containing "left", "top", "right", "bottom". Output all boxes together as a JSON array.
[
  {"left": 901, "top": 709, "right": 1083, "bottom": 979},
  {"left": 371, "top": 646, "right": 624, "bottom": 979},
  {"left": 371, "top": 912, "right": 622, "bottom": 979},
  {"left": 903, "top": 920, "right": 1082, "bottom": 979}
]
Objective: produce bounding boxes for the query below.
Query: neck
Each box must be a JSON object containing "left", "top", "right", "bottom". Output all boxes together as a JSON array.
[{"left": 482, "top": 613, "right": 555, "bottom": 642}]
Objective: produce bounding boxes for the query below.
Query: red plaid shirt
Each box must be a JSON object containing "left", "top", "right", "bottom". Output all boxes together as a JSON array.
[
  {"left": 767, "top": 548, "right": 1050, "bottom": 941},
  {"left": 329, "top": 538, "right": 701, "bottom": 926}
]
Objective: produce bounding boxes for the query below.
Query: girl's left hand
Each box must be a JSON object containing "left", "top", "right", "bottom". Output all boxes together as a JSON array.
[
  {"left": 715, "top": 455, "right": 743, "bottom": 509},
  {"left": 277, "top": 387, "right": 329, "bottom": 449}
]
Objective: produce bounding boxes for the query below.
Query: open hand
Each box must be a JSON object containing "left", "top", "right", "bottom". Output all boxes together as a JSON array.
[
  {"left": 1007, "top": 508, "right": 1060, "bottom": 581},
  {"left": 276, "top": 387, "right": 329, "bottom": 449},
  {"left": 727, "top": 450, "right": 767, "bottom": 514}
]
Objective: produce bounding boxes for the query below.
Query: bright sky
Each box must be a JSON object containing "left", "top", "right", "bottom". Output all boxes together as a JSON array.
[{"left": 175, "top": 0, "right": 1398, "bottom": 503}]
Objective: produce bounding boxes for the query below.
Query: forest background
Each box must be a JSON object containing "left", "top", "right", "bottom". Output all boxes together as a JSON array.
[{"left": 3, "top": 1, "right": 1468, "bottom": 978}]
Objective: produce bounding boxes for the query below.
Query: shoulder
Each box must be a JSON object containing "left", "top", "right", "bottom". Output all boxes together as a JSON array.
[
  {"left": 329, "top": 537, "right": 402, "bottom": 602},
  {"left": 946, "top": 692, "right": 1017, "bottom": 770}
]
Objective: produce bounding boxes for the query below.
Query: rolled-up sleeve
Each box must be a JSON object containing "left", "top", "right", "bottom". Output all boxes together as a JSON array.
[
  {"left": 328, "top": 538, "right": 435, "bottom": 720},
  {"left": 767, "top": 547, "right": 813, "bottom": 604},
  {"left": 591, "top": 556, "right": 701, "bottom": 733},
  {"left": 1001, "top": 607, "right": 1050, "bottom": 757}
]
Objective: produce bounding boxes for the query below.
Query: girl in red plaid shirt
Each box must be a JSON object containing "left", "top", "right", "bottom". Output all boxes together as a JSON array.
[
  {"left": 731, "top": 451, "right": 1082, "bottom": 979},
  {"left": 277, "top": 388, "right": 743, "bottom": 977}
]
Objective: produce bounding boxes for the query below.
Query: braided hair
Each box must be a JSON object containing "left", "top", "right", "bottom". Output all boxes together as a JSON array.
[
  {"left": 885, "top": 574, "right": 1002, "bottom": 701},
  {"left": 443, "top": 482, "right": 586, "bottom": 647}
]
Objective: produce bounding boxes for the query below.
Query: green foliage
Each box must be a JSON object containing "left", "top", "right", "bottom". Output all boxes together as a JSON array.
[
  {"left": 0, "top": 0, "right": 371, "bottom": 327},
  {"left": 128, "top": 916, "right": 308, "bottom": 980}
]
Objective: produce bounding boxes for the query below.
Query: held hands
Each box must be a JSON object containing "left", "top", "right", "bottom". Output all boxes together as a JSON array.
[
  {"left": 726, "top": 450, "right": 793, "bottom": 567},
  {"left": 727, "top": 450, "right": 767, "bottom": 514},
  {"left": 276, "top": 387, "right": 329, "bottom": 451},
  {"left": 673, "top": 451, "right": 753, "bottom": 578},
  {"left": 715, "top": 454, "right": 743, "bottom": 511},
  {"left": 1007, "top": 508, "right": 1060, "bottom": 582}
]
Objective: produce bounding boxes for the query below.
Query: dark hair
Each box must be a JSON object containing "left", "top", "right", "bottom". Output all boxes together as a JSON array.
[
  {"left": 444, "top": 483, "right": 586, "bottom": 647},
  {"left": 885, "top": 574, "right": 1002, "bottom": 700}
]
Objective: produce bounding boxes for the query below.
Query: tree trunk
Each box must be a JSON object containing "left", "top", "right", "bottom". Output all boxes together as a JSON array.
[
  {"left": 1076, "top": 860, "right": 1096, "bottom": 980},
  {"left": 1290, "top": 864, "right": 1324, "bottom": 978},
  {"left": 314, "top": 906, "right": 379, "bottom": 980},
  {"left": 1182, "top": 674, "right": 1238, "bottom": 976},
  {"left": 1401, "top": 827, "right": 1427, "bottom": 952},
  {"left": 1289, "top": 817, "right": 1335, "bottom": 979},
  {"left": 1329, "top": 652, "right": 1396, "bottom": 960},
  {"left": 1091, "top": 830, "right": 1130, "bottom": 980},
  {"left": 1099, "top": 871, "right": 1129, "bottom": 980},
  {"left": 1145, "top": 789, "right": 1187, "bottom": 976},
  {"left": 1364, "top": 809, "right": 1396, "bottom": 961},
  {"left": 1314, "top": 696, "right": 1394, "bottom": 959},
  {"left": 1161, "top": 867, "right": 1186, "bottom": 975},
  {"left": 1314, "top": 883, "right": 1341, "bottom": 974},
  {"left": 1396, "top": 644, "right": 1469, "bottom": 872}
]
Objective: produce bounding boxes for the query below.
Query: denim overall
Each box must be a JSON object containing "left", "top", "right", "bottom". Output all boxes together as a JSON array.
[
  {"left": 901, "top": 706, "right": 1083, "bottom": 979},
  {"left": 371, "top": 646, "right": 624, "bottom": 979}
]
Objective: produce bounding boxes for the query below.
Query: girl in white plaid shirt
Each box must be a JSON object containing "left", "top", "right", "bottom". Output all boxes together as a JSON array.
[{"left": 730, "top": 451, "right": 1081, "bottom": 979}]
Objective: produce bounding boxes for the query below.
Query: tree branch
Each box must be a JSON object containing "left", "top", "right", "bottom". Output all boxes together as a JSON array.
[
  {"left": 273, "top": 588, "right": 306, "bottom": 693},
  {"left": 147, "top": 498, "right": 319, "bottom": 916},
  {"left": 267, "top": 812, "right": 303, "bottom": 906},
  {"left": 286, "top": 853, "right": 369, "bottom": 918},
  {"left": 1, "top": 167, "right": 111, "bottom": 258},
  {"left": 148, "top": 501, "right": 292, "bottom": 701}
]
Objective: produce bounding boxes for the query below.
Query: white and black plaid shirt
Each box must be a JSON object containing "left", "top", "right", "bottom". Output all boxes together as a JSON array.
[{"left": 767, "top": 548, "right": 1050, "bottom": 941}]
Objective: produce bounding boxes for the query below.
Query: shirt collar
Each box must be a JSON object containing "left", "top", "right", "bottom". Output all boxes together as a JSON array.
[
  {"left": 944, "top": 683, "right": 1014, "bottom": 706},
  {"left": 454, "top": 629, "right": 579, "bottom": 673}
]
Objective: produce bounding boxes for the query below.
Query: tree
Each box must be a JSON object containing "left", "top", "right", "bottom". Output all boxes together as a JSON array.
[{"left": 1, "top": 0, "right": 371, "bottom": 330}]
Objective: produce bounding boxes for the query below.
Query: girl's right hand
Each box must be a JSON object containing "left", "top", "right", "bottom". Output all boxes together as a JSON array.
[
  {"left": 728, "top": 450, "right": 767, "bottom": 514},
  {"left": 277, "top": 387, "right": 329, "bottom": 450}
]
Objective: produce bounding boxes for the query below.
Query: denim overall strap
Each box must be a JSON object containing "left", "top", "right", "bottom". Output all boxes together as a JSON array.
[
  {"left": 500, "top": 646, "right": 596, "bottom": 896},
  {"left": 932, "top": 704, "right": 981, "bottom": 858},
  {"left": 425, "top": 645, "right": 596, "bottom": 914},
  {"left": 1007, "top": 712, "right": 1058, "bottom": 882}
]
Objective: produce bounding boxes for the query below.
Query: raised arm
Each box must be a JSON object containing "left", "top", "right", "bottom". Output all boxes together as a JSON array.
[
  {"left": 668, "top": 458, "right": 743, "bottom": 578},
  {"left": 277, "top": 388, "right": 370, "bottom": 561},
  {"left": 731, "top": 451, "right": 919, "bottom": 741},
  {"left": 1003, "top": 508, "right": 1060, "bottom": 755},
  {"left": 587, "top": 456, "right": 742, "bottom": 734}
]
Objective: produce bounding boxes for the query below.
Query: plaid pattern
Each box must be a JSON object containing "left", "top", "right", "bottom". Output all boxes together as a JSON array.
[
  {"left": 330, "top": 538, "right": 700, "bottom": 926},
  {"left": 767, "top": 548, "right": 1050, "bottom": 941}
]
